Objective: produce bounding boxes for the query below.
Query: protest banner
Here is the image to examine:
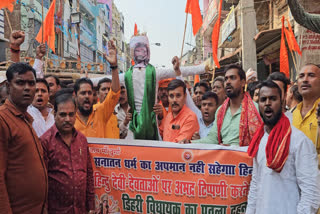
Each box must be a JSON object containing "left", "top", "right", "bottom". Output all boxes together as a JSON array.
[{"left": 88, "top": 138, "right": 253, "bottom": 214}]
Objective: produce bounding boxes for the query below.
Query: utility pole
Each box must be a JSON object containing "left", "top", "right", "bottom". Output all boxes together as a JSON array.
[
  {"left": 240, "top": 0, "right": 257, "bottom": 72},
  {"left": 27, "top": 0, "right": 35, "bottom": 57}
]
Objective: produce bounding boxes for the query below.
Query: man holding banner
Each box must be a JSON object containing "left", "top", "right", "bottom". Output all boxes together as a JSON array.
[
  {"left": 159, "top": 79, "right": 199, "bottom": 142},
  {"left": 40, "top": 93, "right": 95, "bottom": 214},
  {"left": 247, "top": 80, "right": 320, "bottom": 214}
]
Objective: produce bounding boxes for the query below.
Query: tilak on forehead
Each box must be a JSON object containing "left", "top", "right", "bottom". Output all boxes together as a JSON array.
[{"left": 130, "top": 34, "right": 150, "bottom": 67}]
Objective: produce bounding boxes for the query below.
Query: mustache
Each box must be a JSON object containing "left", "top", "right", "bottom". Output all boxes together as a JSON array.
[
  {"left": 171, "top": 102, "right": 179, "bottom": 106},
  {"left": 63, "top": 122, "right": 73, "bottom": 126},
  {"left": 264, "top": 107, "right": 273, "bottom": 112},
  {"left": 301, "top": 83, "right": 311, "bottom": 87}
]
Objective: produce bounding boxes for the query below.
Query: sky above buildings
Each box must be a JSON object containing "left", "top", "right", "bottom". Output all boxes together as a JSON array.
[{"left": 114, "top": 0, "right": 203, "bottom": 68}]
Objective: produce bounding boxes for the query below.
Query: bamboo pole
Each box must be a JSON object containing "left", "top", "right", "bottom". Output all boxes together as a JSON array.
[
  {"left": 4, "top": 9, "right": 12, "bottom": 33},
  {"left": 41, "top": 0, "right": 44, "bottom": 43},
  {"left": 180, "top": 13, "right": 188, "bottom": 59},
  {"left": 44, "top": 40, "right": 49, "bottom": 75}
]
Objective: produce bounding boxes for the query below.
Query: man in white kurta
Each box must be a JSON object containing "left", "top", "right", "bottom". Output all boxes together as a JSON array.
[{"left": 246, "top": 80, "right": 320, "bottom": 214}]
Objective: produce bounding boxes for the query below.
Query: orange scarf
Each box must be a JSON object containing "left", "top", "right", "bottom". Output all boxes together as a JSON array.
[
  {"left": 217, "top": 92, "right": 262, "bottom": 146},
  {"left": 248, "top": 113, "right": 291, "bottom": 173}
]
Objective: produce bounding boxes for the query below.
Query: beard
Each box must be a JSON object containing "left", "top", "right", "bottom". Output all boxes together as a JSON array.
[
  {"left": 78, "top": 105, "right": 93, "bottom": 117},
  {"left": 226, "top": 87, "right": 241, "bottom": 99},
  {"left": 261, "top": 108, "right": 282, "bottom": 127}
]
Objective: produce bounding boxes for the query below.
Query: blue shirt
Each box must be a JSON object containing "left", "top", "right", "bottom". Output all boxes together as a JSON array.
[{"left": 198, "top": 117, "right": 214, "bottom": 139}]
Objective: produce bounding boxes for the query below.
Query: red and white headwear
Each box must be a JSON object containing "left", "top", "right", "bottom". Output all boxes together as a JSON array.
[{"left": 246, "top": 68, "right": 258, "bottom": 82}]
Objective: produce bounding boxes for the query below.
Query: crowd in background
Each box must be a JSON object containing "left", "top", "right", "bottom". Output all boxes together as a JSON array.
[{"left": 0, "top": 30, "right": 319, "bottom": 214}]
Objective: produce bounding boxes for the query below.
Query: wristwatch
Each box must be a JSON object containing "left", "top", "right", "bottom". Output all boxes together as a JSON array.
[{"left": 110, "top": 65, "right": 118, "bottom": 70}]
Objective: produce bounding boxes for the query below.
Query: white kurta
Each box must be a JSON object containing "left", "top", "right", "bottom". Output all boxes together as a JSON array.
[
  {"left": 32, "top": 59, "right": 44, "bottom": 78},
  {"left": 27, "top": 105, "right": 55, "bottom": 137},
  {"left": 246, "top": 126, "right": 320, "bottom": 214}
]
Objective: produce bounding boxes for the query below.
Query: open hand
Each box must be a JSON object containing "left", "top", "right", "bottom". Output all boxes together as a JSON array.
[
  {"left": 191, "top": 132, "right": 200, "bottom": 140},
  {"left": 10, "top": 30, "right": 25, "bottom": 49},
  {"left": 124, "top": 107, "right": 132, "bottom": 126},
  {"left": 172, "top": 56, "right": 181, "bottom": 76},
  {"left": 178, "top": 139, "right": 191, "bottom": 144},
  {"left": 104, "top": 40, "right": 118, "bottom": 67}
]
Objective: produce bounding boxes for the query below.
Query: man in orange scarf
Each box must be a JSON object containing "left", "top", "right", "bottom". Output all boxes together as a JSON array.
[
  {"left": 246, "top": 80, "right": 320, "bottom": 214},
  {"left": 184, "top": 64, "right": 262, "bottom": 146}
]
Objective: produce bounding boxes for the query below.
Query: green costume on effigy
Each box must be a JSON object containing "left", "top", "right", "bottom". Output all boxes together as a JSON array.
[{"left": 124, "top": 64, "right": 158, "bottom": 140}]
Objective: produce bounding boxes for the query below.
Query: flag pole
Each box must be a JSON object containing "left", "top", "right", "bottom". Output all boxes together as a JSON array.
[
  {"left": 41, "top": 0, "right": 44, "bottom": 43},
  {"left": 4, "top": 9, "right": 12, "bottom": 33},
  {"left": 289, "top": 50, "right": 298, "bottom": 79},
  {"left": 180, "top": 13, "right": 188, "bottom": 59},
  {"left": 45, "top": 40, "right": 49, "bottom": 75}
]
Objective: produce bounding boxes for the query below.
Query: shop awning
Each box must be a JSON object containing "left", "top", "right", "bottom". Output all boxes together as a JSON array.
[
  {"left": 255, "top": 28, "right": 281, "bottom": 58},
  {"left": 219, "top": 47, "right": 242, "bottom": 66}
]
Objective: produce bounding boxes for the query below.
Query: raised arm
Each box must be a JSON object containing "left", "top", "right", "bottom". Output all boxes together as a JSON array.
[
  {"left": 33, "top": 44, "right": 46, "bottom": 78},
  {"left": 104, "top": 40, "right": 120, "bottom": 93},
  {"left": 9, "top": 30, "right": 25, "bottom": 63},
  {"left": 288, "top": 0, "right": 320, "bottom": 34},
  {"left": 156, "top": 56, "right": 207, "bottom": 81}
]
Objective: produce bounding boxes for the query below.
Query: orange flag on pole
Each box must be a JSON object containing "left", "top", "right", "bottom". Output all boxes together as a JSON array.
[
  {"left": 35, "top": 0, "right": 56, "bottom": 53},
  {"left": 284, "top": 18, "right": 302, "bottom": 56},
  {"left": 134, "top": 23, "right": 138, "bottom": 36},
  {"left": 194, "top": 74, "right": 200, "bottom": 84},
  {"left": 211, "top": 0, "right": 223, "bottom": 69},
  {"left": 0, "top": 0, "right": 16, "bottom": 12},
  {"left": 185, "top": 0, "right": 203, "bottom": 36},
  {"left": 280, "top": 16, "right": 290, "bottom": 78}
]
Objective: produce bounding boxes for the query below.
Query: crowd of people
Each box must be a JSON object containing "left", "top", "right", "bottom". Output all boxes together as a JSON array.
[{"left": 0, "top": 30, "right": 319, "bottom": 214}]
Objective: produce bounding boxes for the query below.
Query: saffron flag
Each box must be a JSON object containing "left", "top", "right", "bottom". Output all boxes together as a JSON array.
[
  {"left": 185, "top": 0, "right": 203, "bottom": 36},
  {"left": 284, "top": 18, "right": 302, "bottom": 56},
  {"left": 134, "top": 23, "right": 138, "bottom": 36},
  {"left": 0, "top": 0, "right": 15, "bottom": 12},
  {"left": 194, "top": 74, "right": 200, "bottom": 84},
  {"left": 280, "top": 16, "right": 290, "bottom": 78},
  {"left": 35, "top": 0, "right": 56, "bottom": 53},
  {"left": 211, "top": 0, "right": 223, "bottom": 69}
]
